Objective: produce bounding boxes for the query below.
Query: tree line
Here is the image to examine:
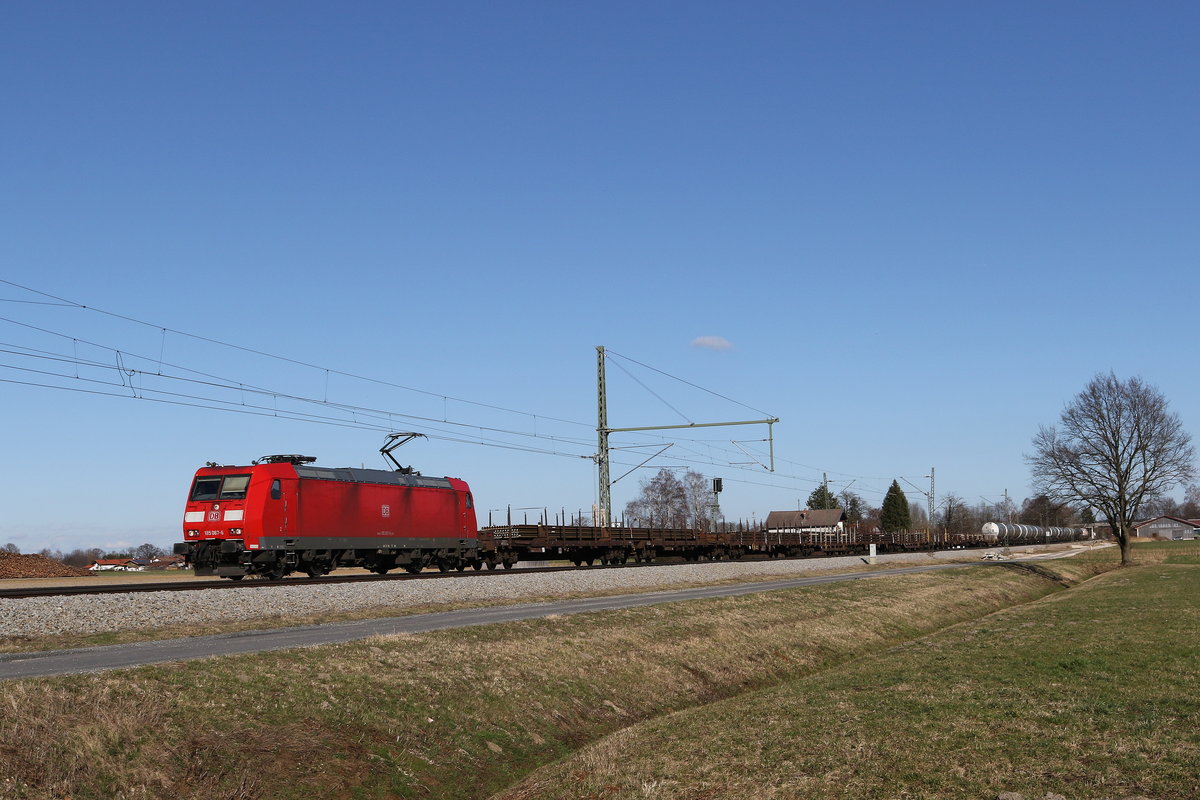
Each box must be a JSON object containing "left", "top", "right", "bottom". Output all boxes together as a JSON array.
[
  {"left": 619, "top": 467, "right": 1192, "bottom": 537},
  {"left": 624, "top": 462, "right": 1196, "bottom": 542},
  {"left": 0, "top": 543, "right": 169, "bottom": 565}
]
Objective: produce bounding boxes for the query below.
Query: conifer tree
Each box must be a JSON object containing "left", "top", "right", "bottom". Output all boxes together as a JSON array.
[
  {"left": 880, "top": 480, "right": 912, "bottom": 533},
  {"left": 806, "top": 484, "right": 841, "bottom": 510}
]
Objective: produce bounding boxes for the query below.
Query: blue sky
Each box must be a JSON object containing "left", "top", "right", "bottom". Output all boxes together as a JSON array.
[{"left": 2, "top": 1, "right": 1197, "bottom": 553}]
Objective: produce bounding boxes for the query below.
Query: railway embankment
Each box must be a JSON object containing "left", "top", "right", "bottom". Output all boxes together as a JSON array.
[
  {"left": 0, "top": 543, "right": 1172, "bottom": 800},
  {"left": 0, "top": 543, "right": 1095, "bottom": 645}
]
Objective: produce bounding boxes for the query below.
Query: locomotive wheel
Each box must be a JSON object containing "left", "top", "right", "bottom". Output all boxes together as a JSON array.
[
  {"left": 226, "top": 575, "right": 245, "bottom": 581},
  {"left": 471, "top": 560, "right": 484, "bottom": 571},
  {"left": 404, "top": 565, "right": 423, "bottom": 574}
]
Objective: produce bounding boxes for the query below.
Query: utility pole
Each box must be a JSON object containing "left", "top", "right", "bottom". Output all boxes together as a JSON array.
[
  {"left": 595, "top": 345, "right": 778, "bottom": 525},
  {"left": 597, "top": 346, "right": 610, "bottom": 526},
  {"left": 927, "top": 467, "right": 935, "bottom": 536}
]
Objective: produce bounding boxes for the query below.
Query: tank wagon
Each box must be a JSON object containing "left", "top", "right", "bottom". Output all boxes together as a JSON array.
[{"left": 980, "top": 522, "right": 1089, "bottom": 545}]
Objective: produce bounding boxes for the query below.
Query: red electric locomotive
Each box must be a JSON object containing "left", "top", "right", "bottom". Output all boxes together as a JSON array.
[{"left": 174, "top": 438, "right": 478, "bottom": 579}]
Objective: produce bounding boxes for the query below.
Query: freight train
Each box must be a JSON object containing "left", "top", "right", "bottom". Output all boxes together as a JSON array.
[{"left": 174, "top": 449, "right": 1093, "bottom": 580}]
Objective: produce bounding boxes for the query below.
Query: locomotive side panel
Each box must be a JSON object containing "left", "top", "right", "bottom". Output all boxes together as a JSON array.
[{"left": 273, "top": 478, "right": 474, "bottom": 548}]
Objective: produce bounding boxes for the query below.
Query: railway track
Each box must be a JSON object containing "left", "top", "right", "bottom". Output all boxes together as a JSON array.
[
  {"left": 0, "top": 541, "right": 1045, "bottom": 601},
  {"left": 0, "top": 559, "right": 707, "bottom": 600}
]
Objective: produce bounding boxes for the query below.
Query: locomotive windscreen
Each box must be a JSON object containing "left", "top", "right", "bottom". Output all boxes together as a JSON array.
[{"left": 190, "top": 474, "right": 251, "bottom": 501}]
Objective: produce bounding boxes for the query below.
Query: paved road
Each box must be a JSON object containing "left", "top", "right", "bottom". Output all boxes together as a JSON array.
[{"left": 0, "top": 558, "right": 1057, "bottom": 681}]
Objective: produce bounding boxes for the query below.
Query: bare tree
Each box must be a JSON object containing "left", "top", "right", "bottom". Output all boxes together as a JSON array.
[
  {"left": 682, "top": 471, "right": 721, "bottom": 532},
  {"left": 839, "top": 490, "right": 866, "bottom": 528},
  {"left": 1182, "top": 484, "right": 1200, "bottom": 519},
  {"left": 62, "top": 547, "right": 103, "bottom": 567},
  {"left": 1, "top": 543, "right": 19, "bottom": 554},
  {"left": 133, "top": 543, "right": 166, "bottom": 561},
  {"left": 939, "top": 493, "right": 971, "bottom": 536},
  {"left": 1018, "top": 494, "right": 1075, "bottom": 528},
  {"left": 1028, "top": 373, "right": 1195, "bottom": 565},
  {"left": 1140, "top": 494, "right": 1183, "bottom": 519},
  {"left": 623, "top": 468, "right": 688, "bottom": 528}
]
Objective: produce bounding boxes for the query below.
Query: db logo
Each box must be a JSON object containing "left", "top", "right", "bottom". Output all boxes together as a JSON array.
[{"left": 208, "top": 510, "right": 221, "bottom": 522}]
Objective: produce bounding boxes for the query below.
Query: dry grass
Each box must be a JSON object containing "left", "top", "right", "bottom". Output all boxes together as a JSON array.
[
  {"left": 0, "top": 558, "right": 1106, "bottom": 800},
  {"left": 0, "top": 555, "right": 1029, "bottom": 654}
]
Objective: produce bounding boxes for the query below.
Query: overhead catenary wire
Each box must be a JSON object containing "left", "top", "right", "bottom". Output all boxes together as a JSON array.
[
  {"left": 0, "top": 344, "right": 886, "bottom": 499},
  {"left": 0, "top": 341, "right": 885, "bottom": 500},
  {"left": 0, "top": 279, "right": 594, "bottom": 430},
  {"left": 1, "top": 279, "right": 905, "bottom": 506},
  {"left": 604, "top": 348, "right": 775, "bottom": 419},
  {"left": 0, "top": 300, "right": 769, "bottom": 469}
]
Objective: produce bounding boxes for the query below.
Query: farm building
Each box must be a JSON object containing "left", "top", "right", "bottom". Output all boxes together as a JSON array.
[
  {"left": 1134, "top": 516, "right": 1199, "bottom": 540},
  {"left": 89, "top": 558, "right": 143, "bottom": 572}
]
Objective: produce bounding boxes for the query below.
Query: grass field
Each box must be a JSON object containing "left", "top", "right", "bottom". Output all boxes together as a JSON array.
[
  {"left": 500, "top": 544, "right": 1200, "bottom": 799},
  {"left": 0, "top": 541, "right": 1194, "bottom": 799}
]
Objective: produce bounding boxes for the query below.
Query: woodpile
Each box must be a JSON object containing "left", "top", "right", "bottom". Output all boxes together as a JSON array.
[{"left": 0, "top": 552, "right": 93, "bottom": 579}]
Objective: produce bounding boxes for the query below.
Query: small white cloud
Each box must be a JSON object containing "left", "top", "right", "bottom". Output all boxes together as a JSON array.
[{"left": 691, "top": 336, "right": 733, "bottom": 351}]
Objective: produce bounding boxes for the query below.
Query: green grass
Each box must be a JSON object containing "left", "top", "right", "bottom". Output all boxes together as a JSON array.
[{"left": 499, "top": 559, "right": 1200, "bottom": 799}]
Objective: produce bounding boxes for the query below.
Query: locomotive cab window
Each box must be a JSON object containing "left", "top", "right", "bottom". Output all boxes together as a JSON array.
[
  {"left": 190, "top": 475, "right": 251, "bottom": 502},
  {"left": 219, "top": 475, "right": 251, "bottom": 500},
  {"left": 190, "top": 477, "right": 222, "bottom": 502},
  {"left": 270, "top": 479, "right": 281, "bottom": 500}
]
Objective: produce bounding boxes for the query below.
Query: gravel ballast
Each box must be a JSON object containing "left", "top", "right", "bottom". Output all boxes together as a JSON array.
[{"left": 0, "top": 546, "right": 1086, "bottom": 638}]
